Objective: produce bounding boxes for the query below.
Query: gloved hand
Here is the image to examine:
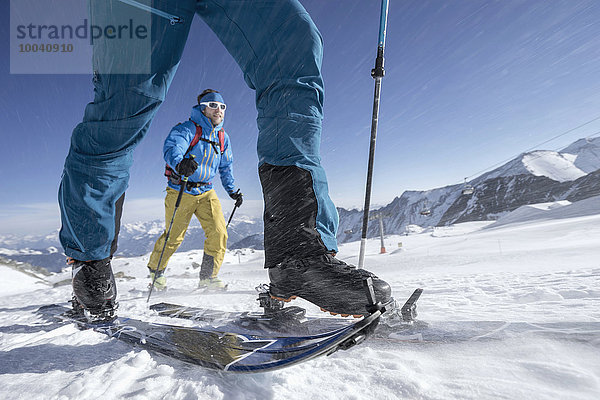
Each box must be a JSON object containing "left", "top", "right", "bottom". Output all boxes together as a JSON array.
[
  {"left": 176, "top": 157, "right": 198, "bottom": 177},
  {"left": 229, "top": 190, "right": 243, "bottom": 207}
]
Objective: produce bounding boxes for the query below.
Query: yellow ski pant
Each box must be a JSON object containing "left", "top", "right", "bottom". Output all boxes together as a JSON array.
[{"left": 148, "top": 188, "right": 227, "bottom": 277}]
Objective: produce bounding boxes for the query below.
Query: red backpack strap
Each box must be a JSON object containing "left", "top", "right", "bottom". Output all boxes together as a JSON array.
[
  {"left": 218, "top": 129, "right": 225, "bottom": 153},
  {"left": 186, "top": 123, "right": 202, "bottom": 156}
]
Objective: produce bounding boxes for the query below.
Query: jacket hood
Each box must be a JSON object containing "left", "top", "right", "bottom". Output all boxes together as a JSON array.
[{"left": 190, "top": 105, "right": 224, "bottom": 133}]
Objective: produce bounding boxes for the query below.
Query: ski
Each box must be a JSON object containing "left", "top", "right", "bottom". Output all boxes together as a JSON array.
[
  {"left": 149, "top": 290, "right": 600, "bottom": 345},
  {"left": 37, "top": 303, "right": 381, "bottom": 373},
  {"left": 150, "top": 288, "right": 424, "bottom": 340}
]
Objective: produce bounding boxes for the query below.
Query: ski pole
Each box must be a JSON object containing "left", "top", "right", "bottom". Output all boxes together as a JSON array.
[
  {"left": 358, "top": 0, "right": 389, "bottom": 269},
  {"left": 226, "top": 189, "right": 241, "bottom": 228},
  {"left": 147, "top": 175, "right": 189, "bottom": 303}
]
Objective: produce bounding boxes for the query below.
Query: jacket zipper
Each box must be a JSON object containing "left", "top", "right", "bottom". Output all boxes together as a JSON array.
[
  {"left": 202, "top": 128, "right": 218, "bottom": 182},
  {"left": 116, "top": 0, "right": 183, "bottom": 25}
]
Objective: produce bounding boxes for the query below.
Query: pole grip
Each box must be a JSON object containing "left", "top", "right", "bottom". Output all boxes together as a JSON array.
[
  {"left": 175, "top": 177, "right": 187, "bottom": 208},
  {"left": 226, "top": 191, "right": 240, "bottom": 228},
  {"left": 175, "top": 154, "right": 195, "bottom": 207}
]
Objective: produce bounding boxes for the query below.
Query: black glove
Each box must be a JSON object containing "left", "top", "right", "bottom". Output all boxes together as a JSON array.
[
  {"left": 229, "top": 190, "right": 243, "bottom": 207},
  {"left": 176, "top": 157, "right": 198, "bottom": 177}
]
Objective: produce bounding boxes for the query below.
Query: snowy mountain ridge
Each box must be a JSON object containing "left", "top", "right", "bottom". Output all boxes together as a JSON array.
[
  {"left": 0, "top": 216, "right": 264, "bottom": 273},
  {"left": 338, "top": 137, "right": 600, "bottom": 241},
  {"left": 560, "top": 137, "right": 600, "bottom": 172}
]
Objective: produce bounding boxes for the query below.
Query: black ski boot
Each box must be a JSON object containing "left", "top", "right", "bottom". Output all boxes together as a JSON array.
[
  {"left": 198, "top": 253, "right": 214, "bottom": 281},
  {"left": 69, "top": 257, "right": 118, "bottom": 322},
  {"left": 67, "top": 295, "right": 85, "bottom": 319},
  {"left": 268, "top": 254, "right": 392, "bottom": 317}
]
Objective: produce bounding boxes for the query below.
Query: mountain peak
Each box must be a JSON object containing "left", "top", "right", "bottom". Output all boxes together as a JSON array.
[
  {"left": 474, "top": 136, "right": 600, "bottom": 184},
  {"left": 560, "top": 136, "right": 600, "bottom": 153},
  {"left": 559, "top": 137, "right": 600, "bottom": 173}
]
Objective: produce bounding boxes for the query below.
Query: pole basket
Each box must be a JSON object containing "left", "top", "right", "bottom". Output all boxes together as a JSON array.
[{"left": 380, "top": 246, "right": 386, "bottom": 254}]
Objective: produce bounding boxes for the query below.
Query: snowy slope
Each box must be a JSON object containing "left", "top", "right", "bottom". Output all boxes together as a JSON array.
[
  {"left": 522, "top": 151, "right": 586, "bottom": 182},
  {"left": 487, "top": 195, "right": 600, "bottom": 228},
  {"left": 1, "top": 197, "right": 599, "bottom": 399},
  {"left": 0, "top": 263, "right": 50, "bottom": 296}
]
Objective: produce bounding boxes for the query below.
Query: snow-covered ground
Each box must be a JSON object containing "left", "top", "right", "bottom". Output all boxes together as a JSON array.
[{"left": 1, "top": 198, "right": 599, "bottom": 399}]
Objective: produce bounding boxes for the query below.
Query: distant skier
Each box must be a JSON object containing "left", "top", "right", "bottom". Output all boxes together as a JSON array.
[
  {"left": 147, "top": 89, "right": 243, "bottom": 291},
  {"left": 60, "top": 0, "right": 391, "bottom": 321}
]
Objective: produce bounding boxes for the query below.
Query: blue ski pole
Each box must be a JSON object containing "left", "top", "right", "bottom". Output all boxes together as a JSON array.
[{"left": 358, "top": 0, "right": 389, "bottom": 269}]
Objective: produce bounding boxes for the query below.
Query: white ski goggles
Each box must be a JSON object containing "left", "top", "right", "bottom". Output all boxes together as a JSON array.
[{"left": 200, "top": 101, "right": 226, "bottom": 111}]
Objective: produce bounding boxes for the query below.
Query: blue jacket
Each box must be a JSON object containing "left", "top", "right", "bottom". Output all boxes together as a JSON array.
[{"left": 163, "top": 105, "right": 235, "bottom": 195}]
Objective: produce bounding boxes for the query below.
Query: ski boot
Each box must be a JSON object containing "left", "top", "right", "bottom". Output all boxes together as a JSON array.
[
  {"left": 268, "top": 253, "right": 392, "bottom": 317},
  {"left": 198, "top": 277, "right": 227, "bottom": 291},
  {"left": 149, "top": 269, "right": 167, "bottom": 291},
  {"left": 66, "top": 295, "right": 85, "bottom": 319},
  {"left": 69, "top": 257, "right": 118, "bottom": 323},
  {"left": 198, "top": 253, "right": 227, "bottom": 290}
]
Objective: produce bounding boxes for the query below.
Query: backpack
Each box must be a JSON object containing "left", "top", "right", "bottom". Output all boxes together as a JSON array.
[{"left": 164, "top": 122, "right": 225, "bottom": 184}]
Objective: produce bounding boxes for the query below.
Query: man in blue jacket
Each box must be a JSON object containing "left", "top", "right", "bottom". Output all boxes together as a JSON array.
[
  {"left": 147, "top": 89, "right": 242, "bottom": 291},
  {"left": 61, "top": 0, "right": 391, "bottom": 321}
]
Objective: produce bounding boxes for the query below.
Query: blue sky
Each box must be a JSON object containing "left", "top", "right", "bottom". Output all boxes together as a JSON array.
[{"left": 2, "top": 0, "right": 600, "bottom": 235}]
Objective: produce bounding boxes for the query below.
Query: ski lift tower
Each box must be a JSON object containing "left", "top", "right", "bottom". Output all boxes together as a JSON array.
[{"left": 369, "top": 212, "right": 387, "bottom": 254}]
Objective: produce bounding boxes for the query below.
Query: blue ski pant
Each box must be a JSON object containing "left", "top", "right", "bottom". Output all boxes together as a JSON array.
[{"left": 59, "top": 0, "right": 339, "bottom": 263}]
